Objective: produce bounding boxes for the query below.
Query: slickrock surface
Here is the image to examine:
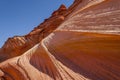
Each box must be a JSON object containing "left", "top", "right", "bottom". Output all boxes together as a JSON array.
[
  {"left": 0, "top": 0, "right": 120, "bottom": 80},
  {"left": 0, "top": 4, "right": 67, "bottom": 62}
]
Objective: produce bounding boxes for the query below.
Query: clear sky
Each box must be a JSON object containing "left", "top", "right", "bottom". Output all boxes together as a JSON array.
[{"left": 0, "top": 0, "right": 74, "bottom": 47}]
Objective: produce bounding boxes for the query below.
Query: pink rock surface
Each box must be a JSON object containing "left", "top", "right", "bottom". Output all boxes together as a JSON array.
[{"left": 0, "top": 0, "right": 120, "bottom": 80}]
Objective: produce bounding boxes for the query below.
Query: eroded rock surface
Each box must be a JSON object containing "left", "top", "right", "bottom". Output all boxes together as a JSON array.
[
  {"left": 0, "top": 0, "right": 120, "bottom": 80},
  {"left": 0, "top": 4, "right": 68, "bottom": 62}
]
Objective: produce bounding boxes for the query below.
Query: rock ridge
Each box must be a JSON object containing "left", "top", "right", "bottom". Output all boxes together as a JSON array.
[{"left": 0, "top": 0, "right": 120, "bottom": 80}]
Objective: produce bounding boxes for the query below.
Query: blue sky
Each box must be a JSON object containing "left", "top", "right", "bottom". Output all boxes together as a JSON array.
[{"left": 0, "top": 0, "right": 73, "bottom": 47}]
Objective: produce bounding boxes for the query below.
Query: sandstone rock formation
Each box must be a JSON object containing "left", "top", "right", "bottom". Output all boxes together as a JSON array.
[
  {"left": 0, "top": 4, "right": 67, "bottom": 62},
  {"left": 0, "top": 0, "right": 120, "bottom": 80}
]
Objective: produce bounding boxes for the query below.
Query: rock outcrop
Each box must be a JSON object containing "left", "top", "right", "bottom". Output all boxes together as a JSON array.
[
  {"left": 0, "top": 0, "right": 120, "bottom": 80},
  {"left": 0, "top": 4, "right": 68, "bottom": 62}
]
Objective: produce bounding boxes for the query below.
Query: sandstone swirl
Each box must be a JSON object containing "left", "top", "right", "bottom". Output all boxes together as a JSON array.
[{"left": 0, "top": 0, "right": 120, "bottom": 80}]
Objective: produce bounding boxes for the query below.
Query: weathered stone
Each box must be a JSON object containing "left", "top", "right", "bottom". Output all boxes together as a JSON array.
[{"left": 0, "top": 0, "right": 120, "bottom": 80}]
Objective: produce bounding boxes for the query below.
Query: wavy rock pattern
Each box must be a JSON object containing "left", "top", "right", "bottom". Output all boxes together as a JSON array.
[
  {"left": 0, "top": 4, "right": 67, "bottom": 62},
  {"left": 0, "top": 0, "right": 120, "bottom": 80}
]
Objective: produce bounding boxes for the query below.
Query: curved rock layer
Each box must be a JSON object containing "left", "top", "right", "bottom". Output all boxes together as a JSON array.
[
  {"left": 0, "top": 0, "right": 120, "bottom": 80},
  {"left": 0, "top": 4, "right": 68, "bottom": 62}
]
